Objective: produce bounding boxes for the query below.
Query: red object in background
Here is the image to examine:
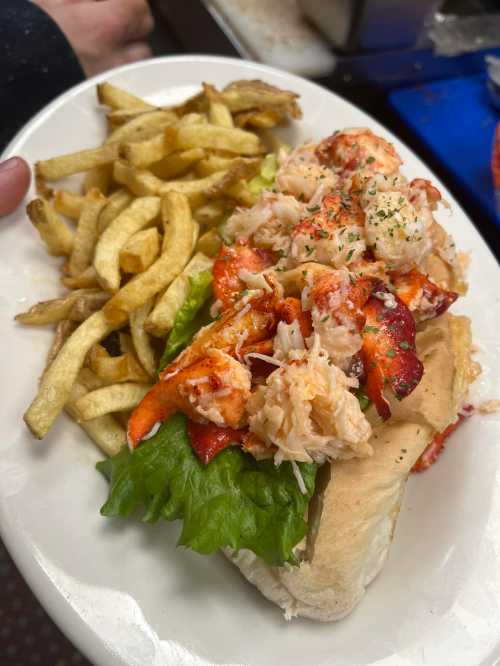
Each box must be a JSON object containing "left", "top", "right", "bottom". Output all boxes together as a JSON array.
[
  {"left": 187, "top": 420, "right": 246, "bottom": 465},
  {"left": 492, "top": 123, "right": 500, "bottom": 190},
  {"left": 412, "top": 406, "right": 473, "bottom": 473}
]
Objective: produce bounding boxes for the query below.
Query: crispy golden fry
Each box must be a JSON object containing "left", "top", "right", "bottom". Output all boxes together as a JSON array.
[
  {"left": 69, "top": 291, "right": 110, "bottom": 322},
  {"left": 175, "top": 112, "right": 208, "bottom": 127},
  {"left": 27, "top": 199, "right": 74, "bottom": 256},
  {"left": 83, "top": 164, "right": 113, "bottom": 195},
  {"left": 196, "top": 155, "right": 259, "bottom": 177},
  {"left": 61, "top": 266, "right": 100, "bottom": 289},
  {"left": 174, "top": 124, "right": 264, "bottom": 155},
  {"left": 221, "top": 79, "right": 302, "bottom": 117},
  {"left": 74, "top": 382, "right": 150, "bottom": 421},
  {"left": 43, "top": 320, "right": 77, "bottom": 375},
  {"left": 196, "top": 228, "right": 222, "bottom": 257},
  {"left": 145, "top": 252, "right": 213, "bottom": 337},
  {"left": 119, "top": 227, "right": 160, "bottom": 274},
  {"left": 88, "top": 344, "right": 150, "bottom": 384},
  {"left": 129, "top": 301, "right": 157, "bottom": 377},
  {"left": 150, "top": 148, "right": 205, "bottom": 180},
  {"left": 35, "top": 144, "right": 119, "bottom": 181},
  {"left": 53, "top": 191, "right": 85, "bottom": 221},
  {"left": 121, "top": 129, "right": 176, "bottom": 168},
  {"left": 97, "top": 82, "right": 155, "bottom": 110},
  {"left": 94, "top": 196, "right": 160, "bottom": 291},
  {"left": 106, "top": 107, "right": 154, "bottom": 128},
  {"left": 103, "top": 192, "right": 197, "bottom": 324},
  {"left": 193, "top": 200, "right": 228, "bottom": 227},
  {"left": 113, "top": 160, "right": 162, "bottom": 196},
  {"left": 65, "top": 380, "right": 126, "bottom": 456},
  {"left": 97, "top": 189, "right": 133, "bottom": 234},
  {"left": 107, "top": 110, "right": 176, "bottom": 144},
  {"left": 209, "top": 100, "right": 234, "bottom": 128},
  {"left": 234, "top": 109, "right": 285, "bottom": 129},
  {"left": 67, "top": 188, "right": 107, "bottom": 277},
  {"left": 15, "top": 289, "right": 99, "bottom": 325},
  {"left": 24, "top": 311, "right": 117, "bottom": 438}
]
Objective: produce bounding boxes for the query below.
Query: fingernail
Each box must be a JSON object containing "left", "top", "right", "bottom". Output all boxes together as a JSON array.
[{"left": 0, "top": 157, "right": 22, "bottom": 173}]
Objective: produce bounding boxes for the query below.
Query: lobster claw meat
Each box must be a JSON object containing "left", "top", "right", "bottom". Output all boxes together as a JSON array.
[
  {"left": 412, "top": 406, "right": 473, "bottom": 472},
  {"left": 361, "top": 285, "right": 423, "bottom": 420},
  {"left": 213, "top": 237, "right": 275, "bottom": 310},
  {"left": 392, "top": 269, "right": 458, "bottom": 321},
  {"left": 276, "top": 297, "right": 313, "bottom": 338}
]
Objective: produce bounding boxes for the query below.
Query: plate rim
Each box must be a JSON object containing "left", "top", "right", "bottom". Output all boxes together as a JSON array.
[{"left": 1, "top": 54, "right": 498, "bottom": 666}]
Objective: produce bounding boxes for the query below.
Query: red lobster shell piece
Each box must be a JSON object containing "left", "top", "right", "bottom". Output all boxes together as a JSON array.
[{"left": 361, "top": 285, "right": 424, "bottom": 420}]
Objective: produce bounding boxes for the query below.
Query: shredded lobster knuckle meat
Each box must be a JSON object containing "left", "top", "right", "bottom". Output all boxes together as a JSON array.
[{"left": 361, "top": 286, "right": 424, "bottom": 420}]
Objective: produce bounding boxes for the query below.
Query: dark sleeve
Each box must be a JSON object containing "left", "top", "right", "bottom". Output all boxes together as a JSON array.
[{"left": 0, "top": 0, "right": 85, "bottom": 152}]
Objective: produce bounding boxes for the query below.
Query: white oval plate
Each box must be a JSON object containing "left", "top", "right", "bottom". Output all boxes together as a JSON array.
[{"left": 1, "top": 56, "right": 500, "bottom": 666}]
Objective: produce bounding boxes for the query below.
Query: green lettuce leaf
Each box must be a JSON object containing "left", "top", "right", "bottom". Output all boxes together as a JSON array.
[
  {"left": 158, "top": 269, "right": 213, "bottom": 371},
  {"left": 355, "top": 386, "right": 372, "bottom": 412},
  {"left": 97, "top": 413, "right": 318, "bottom": 566},
  {"left": 248, "top": 153, "right": 278, "bottom": 195}
]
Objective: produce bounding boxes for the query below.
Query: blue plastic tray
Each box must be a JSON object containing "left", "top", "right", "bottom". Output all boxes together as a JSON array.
[{"left": 389, "top": 73, "right": 499, "bottom": 229}]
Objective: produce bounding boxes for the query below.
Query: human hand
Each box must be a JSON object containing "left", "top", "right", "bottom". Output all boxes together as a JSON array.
[
  {"left": 33, "top": 0, "right": 154, "bottom": 77},
  {"left": 0, "top": 158, "right": 32, "bottom": 217}
]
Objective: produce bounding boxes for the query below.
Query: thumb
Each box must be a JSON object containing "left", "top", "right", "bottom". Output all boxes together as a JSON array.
[{"left": 0, "top": 158, "right": 32, "bottom": 217}]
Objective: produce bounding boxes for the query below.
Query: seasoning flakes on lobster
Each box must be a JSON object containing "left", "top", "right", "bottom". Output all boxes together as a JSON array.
[
  {"left": 361, "top": 286, "right": 423, "bottom": 419},
  {"left": 213, "top": 237, "right": 275, "bottom": 310}
]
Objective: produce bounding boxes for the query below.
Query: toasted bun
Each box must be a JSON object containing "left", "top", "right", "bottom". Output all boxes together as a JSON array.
[{"left": 226, "top": 314, "right": 478, "bottom": 621}]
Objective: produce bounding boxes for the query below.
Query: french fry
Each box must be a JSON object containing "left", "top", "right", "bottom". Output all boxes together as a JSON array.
[
  {"left": 27, "top": 198, "right": 74, "bottom": 256},
  {"left": 43, "top": 320, "right": 77, "bottom": 375},
  {"left": 97, "top": 82, "right": 155, "bottom": 110},
  {"left": 67, "top": 188, "right": 107, "bottom": 277},
  {"left": 234, "top": 109, "right": 285, "bottom": 129},
  {"left": 195, "top": 155, "right": 258, "bottom": 177},
  {"left": 65, "top": 380, "right": 126, "bottom": 456},
  {"left": 226, "top": 180, "right": 258, "bottom": 206},
  {"left": 88, "top": 344, "right": 150, "bottom": 384},
  {"left": 193, "top": 200, "right": 228, "bottom": 227},
  {"left": 119, "top": 227, "right": 160, "bottom": 274},
  {"left": 129, "top": 301, "right": 157, "bottom": 377},
  {"left": 150, "top": 148, "right": 205, "bottom": 180},
  {"left": 175, "top": 112, "right": 208, "bottom": 127},
  {"left": 74, "top": 383, "right": 151, "bottom": 421},
  {"left": 208, "top": 101, "right": 234, "bottom": 128},
  {"left": 68, "top": 291, "right": 110, "bottom": 322},
  {"left": 82, "top": 164, "right": 113, "bottom": 195},
  {"left": 53, "top": 191, "right": 85, "bottom": 221},
  {"left": 121, "top": 130, "right": 176, "bottom": 168},
  {"left": 24, "top": 310, "right": 117, "bottom": 438},
  {"left": 107, "top": 107, "right": 153, "bottom": 128},
  {"left": 220, "top": 79, "right": 301, "bottom": 117},
  {"left": 94, "top": 196, "right": 160, "bottom": 291},
  {"left": 113, "top": 160, "right": 162, "bottom": 196},
  {"left": 35, "top": 144, "right": 119, "bottom": 181},
  {"left": 97, "top": 189, "right": 133, "bottom": 234},
  {"left": 107, "top": 110, "right": 175, "bottom": 144},
  {"left": 15, "top": 289, "right": 98, "bottom": 325},
  {"left": 103, "top": 192, "right": 198, "bottom": 324},
  {"left": 146, "top": 252, "right": 213, "bottom": 337},
  {"left": 61, "top": 266, "right": 100, "bottom": 289},
  {"left": 196, "top": 228, "right": 222, "bottom": 257},
  {"left": 175, "top": 124, "right": 264, "bottom": 155}
]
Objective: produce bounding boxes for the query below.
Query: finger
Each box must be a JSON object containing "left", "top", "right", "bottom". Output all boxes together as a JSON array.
[
  {"left": 119, "top": 42, "right": 153, "bottom": 65},
  {"left": 0, "top": 158, "right": 32, "bottom": 217},
  {"left": 103, "top": 0, "right": 154, "bottom": 42}
]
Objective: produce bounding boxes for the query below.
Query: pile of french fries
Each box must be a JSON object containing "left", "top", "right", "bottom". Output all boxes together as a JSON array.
[{"left": 18, "top": 78, "right": 301, "bottom": 456}]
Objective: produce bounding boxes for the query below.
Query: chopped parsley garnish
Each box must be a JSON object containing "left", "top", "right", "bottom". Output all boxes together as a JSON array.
[
  {"left": 386, "top": 349, "right": 396, "bottom": 358},
  {"left": 363, "top": 325, "right": 379, "bottom": 334},
  {"left": 399, "top": 341, "right": 411, "bottom": 350}
]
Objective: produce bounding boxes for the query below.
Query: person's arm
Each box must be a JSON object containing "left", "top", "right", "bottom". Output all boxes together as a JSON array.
[{"left": 0, "top": 0, "right": 84, "bottom": 151}]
